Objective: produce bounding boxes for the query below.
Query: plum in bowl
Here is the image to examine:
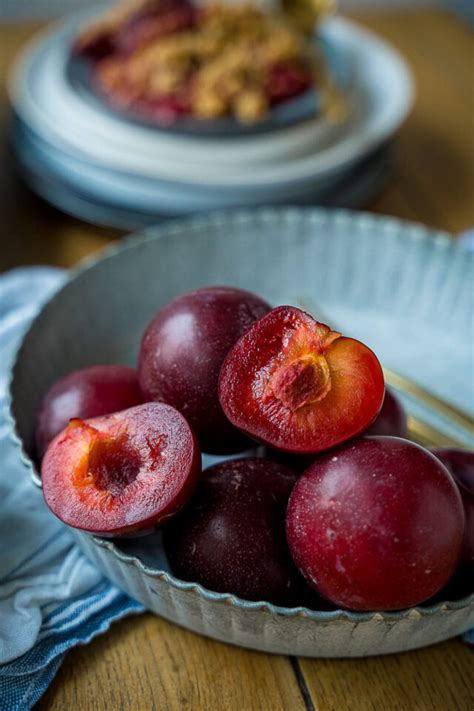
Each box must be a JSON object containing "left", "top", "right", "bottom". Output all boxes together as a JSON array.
[{"left": 8, "top": 208, "right": 474, "bottom": 657}]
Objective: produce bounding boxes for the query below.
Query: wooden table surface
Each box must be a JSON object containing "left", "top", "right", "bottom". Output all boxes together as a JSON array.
[{"left": 1, "top": 9, "right": 473, "bottom": 711}]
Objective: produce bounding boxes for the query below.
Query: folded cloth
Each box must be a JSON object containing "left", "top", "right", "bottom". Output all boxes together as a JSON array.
[{"left": 0, "top": 268, "right": 144, "bottom": 711}]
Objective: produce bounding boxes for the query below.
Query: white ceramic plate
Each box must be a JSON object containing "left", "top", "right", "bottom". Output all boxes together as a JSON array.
[
  {"left": 8, "top": 209, "right": 473, "bottom": 657},
  {"left": 9, "top": 10, "right": 413, "bottom": 187},
  {"left": 11, "top": 114, "right": 390, "bottom": 218}
]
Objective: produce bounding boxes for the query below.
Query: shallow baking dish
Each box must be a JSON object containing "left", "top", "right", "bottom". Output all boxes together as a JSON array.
[{"left": 8, "top": 208, "right": 473, "bottom": 656}]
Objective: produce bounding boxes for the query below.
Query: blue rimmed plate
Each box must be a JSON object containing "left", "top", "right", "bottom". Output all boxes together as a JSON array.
[
  {"left": 11, "top": 113, "right": 391, "bottom": 224},
  {"left": 9, "top": 11, "right": 413, "bottom": 187},
  {"left": 68, "top": 34, "right": 347, "bottom": 138}
]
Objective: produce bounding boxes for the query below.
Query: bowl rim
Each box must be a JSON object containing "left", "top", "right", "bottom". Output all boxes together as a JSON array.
[
  {"left": 86, "top": 533, "right": 474, "bottom": 623},
  {"left": 6, "top": 206, "right": 473, "bottom": 624}
]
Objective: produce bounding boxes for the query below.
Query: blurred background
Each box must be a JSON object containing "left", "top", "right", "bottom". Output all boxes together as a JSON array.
[
  {"left": 2, "top": 1, "right": 473, "bottom": 19},
  {"left": 0, "top": 0, "right": 473, "bottom": 271}
]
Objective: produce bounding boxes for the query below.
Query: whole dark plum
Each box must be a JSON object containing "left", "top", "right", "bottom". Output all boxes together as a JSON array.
[
  {"left": 363, "top": 388, "right": 407, "bottom": 438},
  {"left": 431, "top": 448, "right": 474, "bottom": 570},
  {"left": 138, "top": 286, "right": 270, "bottom": 454},
  {"left": 36, "top": 365, "right": 143, "bottom": 458},
  {"left": 164, "top": 458, "right": 306, "bottom": 605}
]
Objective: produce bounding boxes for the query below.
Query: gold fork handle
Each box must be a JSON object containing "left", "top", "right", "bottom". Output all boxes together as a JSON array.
[{"left": 383, "top": 368, "right": 474, "bottom": 436}]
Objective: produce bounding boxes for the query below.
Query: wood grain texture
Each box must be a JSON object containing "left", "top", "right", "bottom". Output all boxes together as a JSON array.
[
  {"left": 357, "top": 10, "right": 474, "bottom": 233},
  {"left": 299, "top": 638, "right": 474, "bottom": 711},
  {"left": 37, "top": 614, "right": 307, "bottom": 711},
  {"left": 1, "top": 10, "right": 473, "bottom": 711},
  {"left": 0, "top": 24, "right": 121, "bottom": 273},
  {"left": 1, "top": 9, "right": 473, "bottom": 275}
]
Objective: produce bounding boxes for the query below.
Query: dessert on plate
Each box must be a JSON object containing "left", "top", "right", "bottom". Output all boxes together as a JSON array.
[{"left": 74, "top": 0, "right": 334, "bottom": 124}]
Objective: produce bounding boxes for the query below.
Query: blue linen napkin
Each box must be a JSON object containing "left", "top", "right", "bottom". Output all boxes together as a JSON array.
[{"left": 0, "top": 268, "right": 144, "bottom": 711}]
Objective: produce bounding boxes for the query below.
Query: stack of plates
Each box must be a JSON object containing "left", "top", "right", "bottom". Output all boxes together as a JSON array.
[{"left": 9, "top": 7, "right": 414, "bottom": 229}]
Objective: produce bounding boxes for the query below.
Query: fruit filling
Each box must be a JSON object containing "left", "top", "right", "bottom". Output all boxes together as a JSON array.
[
  {"left": 138, "top": 286, "right": 270, "bottom": 454},
  {"left": 74, "top": 0, "right": 323, "bottom": 124}
]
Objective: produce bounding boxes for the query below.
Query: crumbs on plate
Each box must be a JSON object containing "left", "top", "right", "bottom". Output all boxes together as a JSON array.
[{"left": 74, "top": 0, "right": 333, "bottom": 124}]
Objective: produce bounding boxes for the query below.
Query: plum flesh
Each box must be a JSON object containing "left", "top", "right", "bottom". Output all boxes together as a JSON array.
[
  {"left": 286, "top": 436, "right": 465, "bottom": 611},
  {"left": 265, "top": 388, "right": 406, "bottom": 470},
  {"left": 41, "top": 402, "right": 200, "bottom": 536},
  {"left": 219, "top": 306, "right": 385, "bottom": 453},
  {"left": 163, "top": 458, "right": 306, "bottom": 605},
  {"left": 138, "top": 286, "right": 270, "bottom": 454}
]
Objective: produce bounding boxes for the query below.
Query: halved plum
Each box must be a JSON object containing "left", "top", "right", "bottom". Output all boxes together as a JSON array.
[
  {"left": 36, "top": 365, "right": 144, "bottom": 459},
  {"left": 265, "top": 387, "right": 407, "bottom": 470},
  {"left": 163, "top": 458, "right": 306, "bottom": 605},
  {"left": 138, "top": 286, "right": 270, "bottom": 454},
  {"left": 218, "top": 306, "right": 385, "bottom": 453},
  {"left": 41, "top": 402, "right": 200, "bottom": 537}
]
